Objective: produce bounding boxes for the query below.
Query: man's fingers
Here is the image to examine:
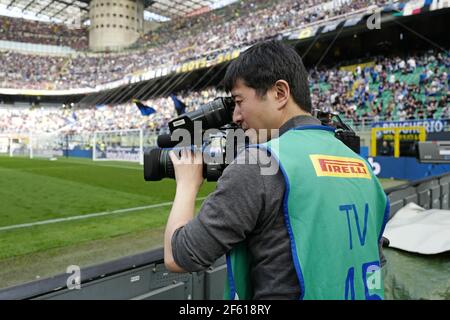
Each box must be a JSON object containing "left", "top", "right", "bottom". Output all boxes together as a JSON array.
[
  {"left": 182, "top": 147, "right": 191, "bottom": 161},
  {"left": 181, "top": 148, "right": 191, "bottom": 163},
  {"left": 169, "top": 150, "right": 176, "bottom": 163},
  {"left": 170, "top": 148, "right": 201, "bottom": 164},
  {"left": 169, "top": 150, "right": 182, "bottom": 163},
  {"left": 193, "top": 150, "right": 203, "bottom": 164}
]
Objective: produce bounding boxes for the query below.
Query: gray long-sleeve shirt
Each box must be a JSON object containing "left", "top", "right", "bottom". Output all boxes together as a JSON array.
[{"left": 172, "top": 115, "right": 323, "bottom": 300}]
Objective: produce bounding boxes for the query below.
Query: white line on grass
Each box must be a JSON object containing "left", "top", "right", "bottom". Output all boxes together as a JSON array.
[
  {"left": 49, "top": 158, "right": 143, "bottom": 170},
  {"left": 0, "top": 197, "right": 207, "bottom": 232}
]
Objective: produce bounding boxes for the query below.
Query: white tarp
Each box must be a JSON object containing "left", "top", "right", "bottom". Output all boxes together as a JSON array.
[{"left": 383, "top": 202, "right": 450, "bottom": 254}]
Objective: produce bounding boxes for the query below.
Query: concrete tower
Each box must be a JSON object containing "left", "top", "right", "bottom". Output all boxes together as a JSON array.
[{"left": 89, "top": 0, "right": 144, "bottom": 51}]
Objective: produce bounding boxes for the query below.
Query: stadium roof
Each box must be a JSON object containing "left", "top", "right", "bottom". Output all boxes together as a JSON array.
[
  {"left": 0, "top": 0, "right": 89, "bottom": 24},
  {"left": 145, "top": 0, "right": 239, "bottom": 19},
  {"left": 0, "top": 0, "right": 238, "bottom": 24},
  {"left": 0, "top": 0, "right": 238, "bottom": 26}
]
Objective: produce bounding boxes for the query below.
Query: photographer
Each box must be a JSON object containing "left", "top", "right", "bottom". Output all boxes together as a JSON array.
[{"left": 164, "top": 40, "right": 389, "bottom": 300}]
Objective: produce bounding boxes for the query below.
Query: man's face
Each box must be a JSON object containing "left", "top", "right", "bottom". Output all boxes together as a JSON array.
[{"left": 231, "top": 79, "right": 275, "bottom": 132}]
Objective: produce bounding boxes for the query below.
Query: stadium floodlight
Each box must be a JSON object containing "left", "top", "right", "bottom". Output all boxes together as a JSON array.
[{"left": 93, "top": 129, "right": 158, "bottom": 165}]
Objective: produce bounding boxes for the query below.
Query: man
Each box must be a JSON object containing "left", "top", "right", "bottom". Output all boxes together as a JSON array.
[
  {"left": 380, "top": 140, "right": 393, "bottom": 156},
  {"left": 164, "top": 40, "right": 389, "bottom": 300}
]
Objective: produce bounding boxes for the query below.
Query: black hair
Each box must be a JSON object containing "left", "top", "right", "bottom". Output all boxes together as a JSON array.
[{"left": 223, "top": 40, "right": 312, "bottom": 113}]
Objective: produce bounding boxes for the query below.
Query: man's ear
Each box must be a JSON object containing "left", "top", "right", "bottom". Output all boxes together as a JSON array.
[{"left": 274, "top": 80, "right": 290, "bottom": 110}]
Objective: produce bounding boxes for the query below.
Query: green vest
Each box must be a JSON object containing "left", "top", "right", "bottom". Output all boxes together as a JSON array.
[{"left": 225, "top": 126, "right": 389, "bottom": 300}]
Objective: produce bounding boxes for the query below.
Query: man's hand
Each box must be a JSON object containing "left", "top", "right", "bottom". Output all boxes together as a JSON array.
[
  {"left": 169, "top": 147, "right": 204, "bottom": 191},
  {"left": 164, "top": 148, "right": 204, "bottom": 272}
]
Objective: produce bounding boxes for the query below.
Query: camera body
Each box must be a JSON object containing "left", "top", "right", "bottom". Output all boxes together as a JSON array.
[
  {"left": 144, "top": 98, "right": 360, "bottom": 181},
  {"left": 315, "top": 110, "right": 361, "bottom": 154},
  {"left": 144, "top": 97, "right": 241, "bottom": 181}
]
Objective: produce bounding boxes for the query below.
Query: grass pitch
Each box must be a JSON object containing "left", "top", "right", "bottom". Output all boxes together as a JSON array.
[{"left": 0, "top": 155, "right": 405, "bottom": 288}]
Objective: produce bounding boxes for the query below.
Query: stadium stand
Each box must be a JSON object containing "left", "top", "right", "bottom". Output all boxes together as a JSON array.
[
  {"left": 310, "top": 50, "right": 450, "bottom": 124},
  {"left": 0, "top": 87, "right": 225, "bottom": 133},
  {"left": 0, "top": 15, "right": 88, "bottom": 50},
  {"left": 0, "top": 50, "right": 448, "bottom": 133},
  {"left": 0, "top": 0, "right": 392, "bottom": 90},
  {"left": 138, "top": 0, "right": 391, "bottom": 53}
]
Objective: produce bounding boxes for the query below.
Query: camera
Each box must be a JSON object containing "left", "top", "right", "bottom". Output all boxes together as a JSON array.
[
  {"left": 144, "top": 99, "right": 361, "bottom": 182},
  {"left": 143, "top": 97, "right": 243, "bottom": 181},
  {"left": 315, "top": 110, "right": 361, "bottom": 154},
  {"left": 415, "top": 140, "right": 450, "bottom": 164}
]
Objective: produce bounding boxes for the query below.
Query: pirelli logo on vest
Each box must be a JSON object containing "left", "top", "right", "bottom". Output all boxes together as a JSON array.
[{"left": 310, "top": 155, "right": 371, "bottom": 179}]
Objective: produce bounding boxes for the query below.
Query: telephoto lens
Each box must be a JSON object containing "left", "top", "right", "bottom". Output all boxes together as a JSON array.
[
  {"left": 143, "top": 148, "right": 175, "bottom": 181},
  {"left": 144, "top": 96, "right": 236, "bottom": 182},
  {"left": 168, "top": 97, "right": 235, "bottom": 133}
]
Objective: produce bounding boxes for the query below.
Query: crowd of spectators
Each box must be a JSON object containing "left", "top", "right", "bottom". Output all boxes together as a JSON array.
[
  {"left": 0, "top": 48, "right": 169, "bottom": 89},
  {"left": 0, "top": 0, "right": 392, "bottom": 90},
  {"left": 309, "top": 50, "right": 450, "bottom": 125},
  {"left": 0, "top": 16, "right": 88, "bottom": 50},
  {"left": 0, "top": 87, "right": 224, "bottom": 134},
  {"left": 139, "top": 0, "right": 389, "bottom": 59},
  {"left": 0, "top": 49, "right": 448, "bottom": 135},
  {"left": 0, "top": 0, "right": 448, "bottom": 135}
]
